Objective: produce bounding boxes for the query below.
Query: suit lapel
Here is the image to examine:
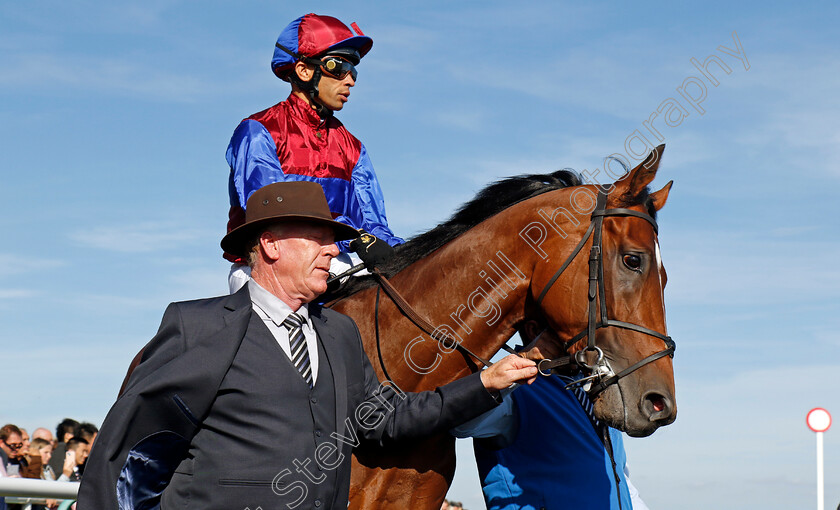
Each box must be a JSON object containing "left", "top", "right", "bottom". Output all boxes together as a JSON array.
[{"left": 311, "top": 306, "right": 348, "bottom": 437}]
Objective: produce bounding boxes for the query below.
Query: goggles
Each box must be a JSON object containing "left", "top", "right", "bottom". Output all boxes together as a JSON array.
[{"left": 320, "top": 56, "right": 357, "bottom": 81}]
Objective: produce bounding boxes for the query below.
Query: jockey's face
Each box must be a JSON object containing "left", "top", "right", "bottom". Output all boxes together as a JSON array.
[
  {"left": 315, "top": 57, "right": 356, "bottom": 111},
  {"left": 293, "top": 57, "right": 357, "bottom": 112}
]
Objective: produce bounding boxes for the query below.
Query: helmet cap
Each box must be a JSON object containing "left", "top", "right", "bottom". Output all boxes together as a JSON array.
[{"left": 272, "top": 13, "right": 372, "bottom": 81}]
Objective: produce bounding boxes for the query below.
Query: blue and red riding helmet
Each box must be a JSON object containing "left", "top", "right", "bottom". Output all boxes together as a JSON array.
[{"left": 272, "top": 13, "right": 373, "bottom": 81}]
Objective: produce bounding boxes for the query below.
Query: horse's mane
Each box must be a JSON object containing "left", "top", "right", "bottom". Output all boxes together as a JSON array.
[{"left": 337, "top": 169, "right": 583, "bottom": 297}]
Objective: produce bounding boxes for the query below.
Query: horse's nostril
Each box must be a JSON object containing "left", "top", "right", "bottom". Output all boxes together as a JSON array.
[
  {"left": 650, "top": 395, "right": 665, "bottom": 412},
  {"left": 642, "top": 391, "right": 673, "bottom": 422}
]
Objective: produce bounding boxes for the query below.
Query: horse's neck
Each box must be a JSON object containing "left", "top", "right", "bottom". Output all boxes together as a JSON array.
[{"left": 392, "top": 188, "right": 584, "bottom": 362}]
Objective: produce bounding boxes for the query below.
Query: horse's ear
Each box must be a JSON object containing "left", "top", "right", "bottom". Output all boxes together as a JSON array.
[
  {"left": 650, "top": 180, "right": 673, "bottom": 211},
  {"left": 615, "top": 144, "right": 665, "bottom": 195}
]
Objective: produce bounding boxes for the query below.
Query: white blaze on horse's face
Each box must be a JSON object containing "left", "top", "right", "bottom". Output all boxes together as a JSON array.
[
  {"left": 654, "top": 239, "right": 668, "bottom": 331},
  {"left": 654, "top": 238, "right": 662, "bottom": 270}
]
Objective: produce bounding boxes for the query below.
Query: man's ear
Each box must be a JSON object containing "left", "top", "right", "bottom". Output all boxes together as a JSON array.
[
  {"left": 259, "top": 232, "right": 282, "bottom": 262},
  {"left": 294, "top": 60, "right": 314, "bottom": 83}
]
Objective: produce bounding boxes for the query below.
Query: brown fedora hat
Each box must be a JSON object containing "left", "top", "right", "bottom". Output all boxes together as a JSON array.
[{"left": 221, "top": 181, "right": 360, "bottom": 257}]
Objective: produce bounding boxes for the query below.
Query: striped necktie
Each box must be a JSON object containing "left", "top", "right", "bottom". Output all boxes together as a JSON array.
[{"left": 283, "top": 312, "right": 313, "bottom": 388}]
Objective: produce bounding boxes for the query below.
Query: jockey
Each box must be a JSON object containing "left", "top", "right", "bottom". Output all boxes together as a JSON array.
[{"left": 225, "top": 13, "right": 404, "bottom": 293}]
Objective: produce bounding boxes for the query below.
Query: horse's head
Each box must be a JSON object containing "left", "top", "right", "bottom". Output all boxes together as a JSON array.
[{"left": 529, "top": 145, "right": 675, "bottom": 437}]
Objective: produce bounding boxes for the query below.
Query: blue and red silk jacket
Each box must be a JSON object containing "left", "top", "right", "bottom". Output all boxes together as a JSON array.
[{"left": 225, "top": 94, "right": 403, "bottom": 262}]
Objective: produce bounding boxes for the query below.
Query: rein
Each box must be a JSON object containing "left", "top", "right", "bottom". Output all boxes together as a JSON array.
[
  {"left": 533, "top": 191, "right": 675, "bottom": 395},
  {"left": 371, "top": 269, "right": 504, "bottom": 377}
]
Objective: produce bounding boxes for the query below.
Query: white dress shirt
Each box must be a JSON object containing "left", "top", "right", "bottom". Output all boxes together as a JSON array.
[{"left": 248, "top": 279, "right": 320, "bottom": 384}]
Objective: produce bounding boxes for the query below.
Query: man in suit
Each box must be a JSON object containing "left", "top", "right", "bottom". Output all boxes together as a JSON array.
[{"left": 78, "top": 181, "right": 537, "bottom": 510}]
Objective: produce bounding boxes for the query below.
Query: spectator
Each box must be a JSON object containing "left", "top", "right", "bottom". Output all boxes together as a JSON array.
[
  {"left": 31, "top": 428, "right": 53, "bottom": 444},
  {"left": 57, "top": 437, "right": 89, "bottom": 482},
  {"left": 76, "top": 423, "right": 98, "bottom": 447},
  {"left": 449, "top": 501, "right": 464, "bottom": 510},
  {"left": 20, "top": 438, "right": 53, "bottom": 479},
  {"left": 56, "top": 418, "right": 79, "bottom": 444},
  {"left": 440, "top": 499, "right": 449, "bottom": 510},
  {"left": 0, "top": 424, "right": 26, "bottom": 476},
  {"left": 75, "top": 422, "right": 98, "bottom": 475},
  {"left": 48, "top": 418, "right": 79, "bottom": 479},
  {"left": 0, "top": 460, "right": 6, "bottom": 510},
  {"left": 20, "top": 438, "right": 55, "bottom": 510}
]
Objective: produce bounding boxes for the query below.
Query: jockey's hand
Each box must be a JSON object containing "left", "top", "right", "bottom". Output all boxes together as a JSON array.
[
  {"left": 480, "top": 354, "right": 538, "bottom": 393},
  {"left": 349, "top": 231, "right": 395, "bottom": 270}
]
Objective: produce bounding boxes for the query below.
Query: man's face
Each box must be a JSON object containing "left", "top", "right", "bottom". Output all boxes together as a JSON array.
[
  {"left": 271, "top": 224, "right": 339, "bottom": 303},
  {"left": 1, "top": 433, "right": 24, "bottom": 458},
  {"left": 20, "top": 429, "right": 30, "bottom": 451},
  {"left": 71, "top": 443, "right": 90, "bottom": 466},
  {"left": 316, "top": 56, "right": 356, "bottom": 111}
]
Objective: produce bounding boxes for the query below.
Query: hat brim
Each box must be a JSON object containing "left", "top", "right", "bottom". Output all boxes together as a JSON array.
[{"left": 221, "top": 214, "right": 360, "bottom": 257}]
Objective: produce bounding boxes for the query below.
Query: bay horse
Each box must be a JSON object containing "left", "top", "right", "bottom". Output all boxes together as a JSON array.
[{"left": 330, "top": 145, "right": 677, "bottom": 509}]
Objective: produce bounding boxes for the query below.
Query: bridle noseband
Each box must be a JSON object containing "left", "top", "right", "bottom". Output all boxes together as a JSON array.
[{"left": 534, "top": 191, "right": 675, "bottom": 395}]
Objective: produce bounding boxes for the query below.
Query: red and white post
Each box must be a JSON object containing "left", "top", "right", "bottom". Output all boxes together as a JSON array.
[{"left": 806, "top": 408, "right": 832, "bottom": 510}]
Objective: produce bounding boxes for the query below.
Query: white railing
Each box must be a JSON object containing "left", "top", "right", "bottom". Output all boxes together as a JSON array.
[{"left": 0, "top": 477, "right": 79, "bottom": 499}]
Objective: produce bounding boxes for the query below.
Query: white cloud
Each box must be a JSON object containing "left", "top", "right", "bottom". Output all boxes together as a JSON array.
[
  {"left": 430, "top": 109, "right": 490, "bottom": 133},
  {"left": 0, "top": 288, "right": 37, "bottom": 299},
  {"left": 0, "top": 254, "right": 66, "bottom": 278},
  {"left": 0, "top": 53, "right": 212, "bottom": 103},
  {"left": 69, "top": 221, "right": 212, "bottom": 253}
]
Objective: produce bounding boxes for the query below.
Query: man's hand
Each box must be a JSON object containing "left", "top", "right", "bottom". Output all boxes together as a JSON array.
[
  {"left": 349, "top": 231, "right": 394, "bottom": 270},
  {"left": 63, "top": 450, "right": 76, "bottom": 477},
  {"left": 480, "top": 354, "right": 538, "bottom": 392}
]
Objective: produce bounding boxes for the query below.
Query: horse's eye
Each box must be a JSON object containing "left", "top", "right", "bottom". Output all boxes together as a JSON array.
[{"left": 623, "top": 254, "right": 642, "bottom": 271}]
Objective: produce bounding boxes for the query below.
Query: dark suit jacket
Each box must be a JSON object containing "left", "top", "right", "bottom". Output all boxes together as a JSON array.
[{"left": 77, "top": 286, "right": 498, "bottom": 509}]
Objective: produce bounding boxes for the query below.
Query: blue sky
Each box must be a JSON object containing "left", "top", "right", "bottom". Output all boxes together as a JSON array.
[{"left": 2, "top": 2, "right": 839, "bottom": 509}]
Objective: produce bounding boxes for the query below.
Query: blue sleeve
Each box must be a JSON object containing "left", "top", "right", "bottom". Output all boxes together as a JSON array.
[
  {"left": 340, "top": 143, "right": 404, "bottom": 247},
  {"left": 226, "top": 119, "right": 285, "bottom": 209}
]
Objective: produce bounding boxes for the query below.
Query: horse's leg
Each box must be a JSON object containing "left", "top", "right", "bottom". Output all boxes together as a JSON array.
[{"left": 348, "top": 433, "right": 456, "bottom": 510}]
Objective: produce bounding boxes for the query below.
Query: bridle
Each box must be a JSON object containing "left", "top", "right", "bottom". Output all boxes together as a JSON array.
[{"left": 533, "top": 190, "right": 675, "bottom": 395}]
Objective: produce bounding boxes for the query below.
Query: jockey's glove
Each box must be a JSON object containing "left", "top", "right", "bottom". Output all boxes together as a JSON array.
[{"left": 349, "top": 231, "right": 395, "bottom": 270}]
